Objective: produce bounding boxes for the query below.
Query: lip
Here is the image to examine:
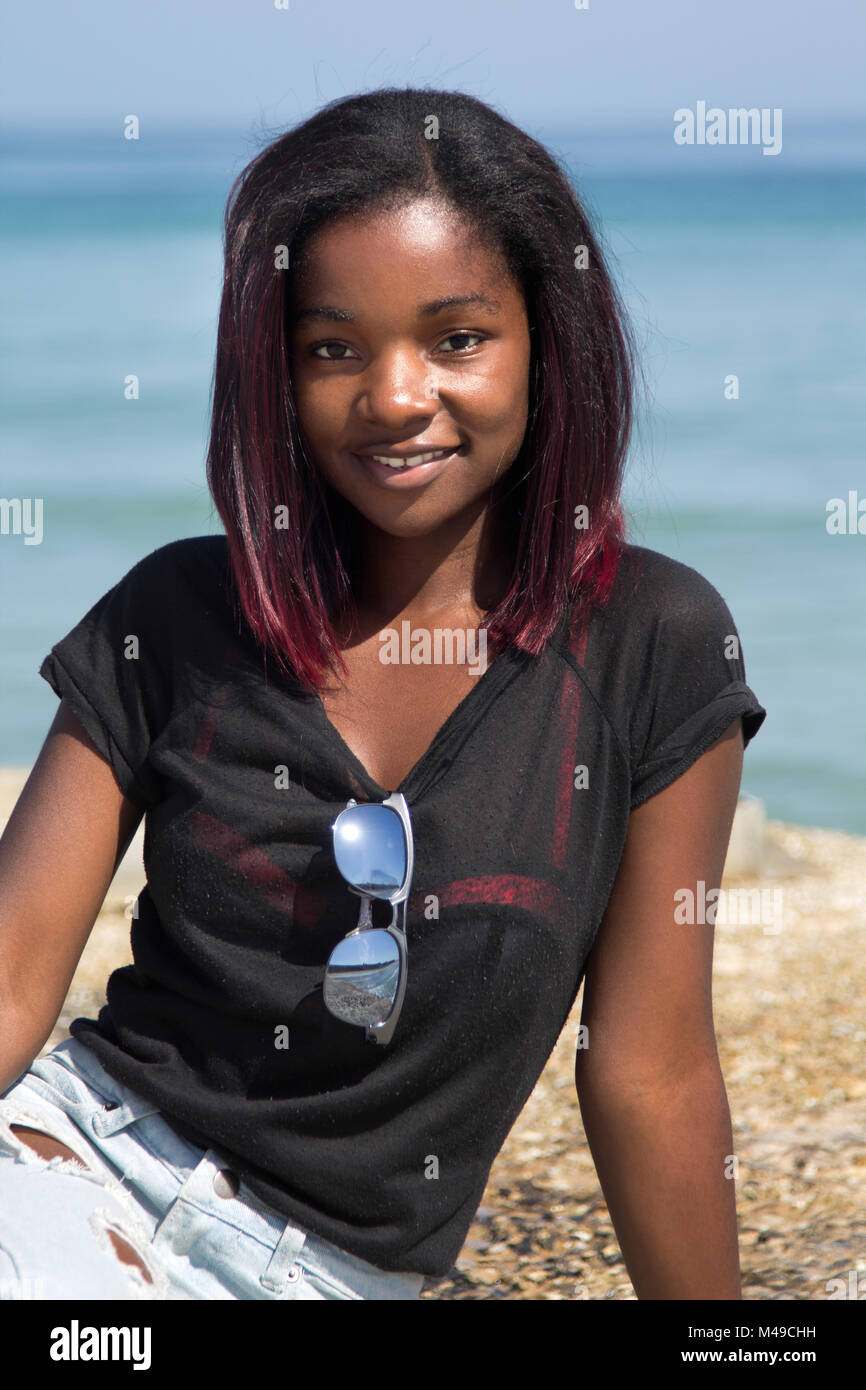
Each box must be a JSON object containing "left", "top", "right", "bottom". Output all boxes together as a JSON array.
[{"left": 349, "top": 446, "right": 465, "bottom": 488}]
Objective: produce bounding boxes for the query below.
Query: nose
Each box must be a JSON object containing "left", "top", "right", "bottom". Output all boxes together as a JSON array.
[{"left": 356, "top": 345, "right": 438, "bottom": 428}]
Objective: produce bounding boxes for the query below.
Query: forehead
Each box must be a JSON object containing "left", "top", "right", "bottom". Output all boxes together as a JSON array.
[{"left": 290, "top": 199, "right": 520, "bottom": 308}]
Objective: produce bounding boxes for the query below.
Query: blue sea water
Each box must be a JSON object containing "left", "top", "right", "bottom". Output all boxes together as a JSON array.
[{"left": 1, "top": 127, "right": 864, "bottom": 833}]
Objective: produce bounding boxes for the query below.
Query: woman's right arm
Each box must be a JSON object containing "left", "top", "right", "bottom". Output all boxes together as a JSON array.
[{"left": 0, "top": 699, "right": 144, "bottom": 1093}]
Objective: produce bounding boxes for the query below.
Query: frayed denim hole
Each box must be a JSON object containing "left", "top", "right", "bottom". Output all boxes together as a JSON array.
[{"left": 87, "top": 1207, "right": 168, "bottom": 1300}]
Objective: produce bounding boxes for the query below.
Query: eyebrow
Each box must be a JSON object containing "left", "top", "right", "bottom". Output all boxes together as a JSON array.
[{"left": 291, "top": 292, "right": 502, "bottom": 327}]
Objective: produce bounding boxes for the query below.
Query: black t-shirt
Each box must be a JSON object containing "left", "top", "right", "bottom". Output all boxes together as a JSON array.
[{"left": 38, "top": 535, "right": 766, "bottom": 1278}]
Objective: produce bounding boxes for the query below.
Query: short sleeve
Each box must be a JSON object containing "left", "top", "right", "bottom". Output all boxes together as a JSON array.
[
  {"left": 38, "top": 551, "right": 173, "bottom": 810},
  {"left": 628, "top": 563, "right": 766, "bottom": 811}
]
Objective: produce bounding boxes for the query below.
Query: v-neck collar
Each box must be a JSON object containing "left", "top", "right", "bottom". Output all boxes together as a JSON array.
[{"left": 313, "top": 639, "right": 527, "bottom": 803}]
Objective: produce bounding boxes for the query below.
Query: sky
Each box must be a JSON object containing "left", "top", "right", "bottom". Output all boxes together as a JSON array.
[{"left": 3, "top": 0, "right": 864, "bottom": 136}]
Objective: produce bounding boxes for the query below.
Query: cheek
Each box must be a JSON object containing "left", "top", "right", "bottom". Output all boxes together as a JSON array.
[
  {"left": 473, "top": 371, "right": 529, "bottom": 449},
  {"left": 472, "top": 332, "right": 530, "bottom": 425},
  {"left": 457, "top": 355, "right": 528, "bottom": 431},
  {"left": 291, "top": 368, "right": 343, "bottom": 441}
]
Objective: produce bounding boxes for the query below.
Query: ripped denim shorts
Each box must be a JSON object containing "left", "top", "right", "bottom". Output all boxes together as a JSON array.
[{"left": 0, "top": 1037, "right": 425, "bottom": 1301}]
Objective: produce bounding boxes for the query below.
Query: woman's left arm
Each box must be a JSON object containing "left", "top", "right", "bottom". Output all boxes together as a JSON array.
[{"left": 574, "top": 718, "right": 746, "bottom": 1300}]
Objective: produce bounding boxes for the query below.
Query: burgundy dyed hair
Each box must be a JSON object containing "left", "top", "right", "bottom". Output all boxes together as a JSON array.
[{"left": 206, "top": 87, "right": 640, "bottom": 692}]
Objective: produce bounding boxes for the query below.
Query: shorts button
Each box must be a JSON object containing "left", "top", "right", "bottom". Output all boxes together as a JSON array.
[
  {"left": 287, "top": 1266, "right": 300, "bottom": 1283},
  {"left": 213, "top": 1168, "right": 240, "bottom": 1199}
]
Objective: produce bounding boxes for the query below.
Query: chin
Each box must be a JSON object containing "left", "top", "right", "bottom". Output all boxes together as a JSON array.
[{"left": 351, "top": 500, "right": 459, "bottom": 536}]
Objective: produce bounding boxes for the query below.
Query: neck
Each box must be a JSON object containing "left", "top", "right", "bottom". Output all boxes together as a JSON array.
[{"left": 348, "top": 493, "right": 518, "bottom": 627}]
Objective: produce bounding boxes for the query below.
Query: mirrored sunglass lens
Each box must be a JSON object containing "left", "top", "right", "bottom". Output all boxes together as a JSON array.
[
  {"left": 324, "top": 930, "right": 400, "bottom": 1026},
  {"left": 333, "top": 805, "right": 406, "bottom": 892}
]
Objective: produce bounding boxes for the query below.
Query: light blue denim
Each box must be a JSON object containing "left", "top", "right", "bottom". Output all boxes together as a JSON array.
[{"left": 0, "top": 1037, "right": 424, "bottom": 1301}]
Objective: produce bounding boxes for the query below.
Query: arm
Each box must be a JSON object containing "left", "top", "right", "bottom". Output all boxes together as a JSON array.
[
  {"left": 574, "top": 718, "right": 745, "bottom": 1300},
  {"left": 0, "top": 700, "right": 143, "bottom": 1093}
]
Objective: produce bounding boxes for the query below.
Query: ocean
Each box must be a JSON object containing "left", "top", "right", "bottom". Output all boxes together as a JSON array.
[{"left": 2, "top": 127, "right": 863, "bottom": 833}]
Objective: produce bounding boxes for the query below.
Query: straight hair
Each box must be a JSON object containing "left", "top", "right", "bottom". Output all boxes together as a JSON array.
[{"left": 206, "top": 87, "right": 641, "bottom": 691}]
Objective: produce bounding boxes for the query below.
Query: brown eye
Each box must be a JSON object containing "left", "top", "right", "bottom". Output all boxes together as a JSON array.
[
  {"left": 439, "top": 332, "right": 483, "bottom": 353},
  {"left": 311, "top": 342, "right": 356, "bottom": 360}
]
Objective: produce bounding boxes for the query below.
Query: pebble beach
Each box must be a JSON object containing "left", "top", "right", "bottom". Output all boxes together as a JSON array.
[{"left": 1, "top": 767, "right": 863, "bottom": 1301}]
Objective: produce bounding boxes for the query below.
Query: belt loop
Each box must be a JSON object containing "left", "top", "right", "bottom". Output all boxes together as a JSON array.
[
  {"left": 260, "top": 1218, "right": 309, "bottom": 1294},
  {"left": 91, "top": 1094, "right": 161, "bottom": 1138}
]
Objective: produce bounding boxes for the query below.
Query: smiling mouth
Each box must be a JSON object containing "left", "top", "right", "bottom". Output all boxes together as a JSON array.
[{"left": 355, "top": 446, "right": 461, "bottom": 471}]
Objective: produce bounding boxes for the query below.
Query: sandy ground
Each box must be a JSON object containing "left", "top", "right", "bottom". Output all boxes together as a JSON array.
[{"left": 2, "top": 767, "right": 864, "bottom": 1300}]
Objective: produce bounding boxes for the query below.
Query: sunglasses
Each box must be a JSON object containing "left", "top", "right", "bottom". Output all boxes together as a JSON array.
[{"left": 324, "top": 792, "right": 414, "bottom": 1045}]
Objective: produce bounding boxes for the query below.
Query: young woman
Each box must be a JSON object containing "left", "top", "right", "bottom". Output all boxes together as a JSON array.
[{"left": 0, "top": 87, "right": 765, "bottom": 1300}]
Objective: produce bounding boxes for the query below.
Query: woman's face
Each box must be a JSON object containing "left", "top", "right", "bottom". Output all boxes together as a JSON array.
[{"left": 287, "top": 198, "right": 531, "bottom": 541}]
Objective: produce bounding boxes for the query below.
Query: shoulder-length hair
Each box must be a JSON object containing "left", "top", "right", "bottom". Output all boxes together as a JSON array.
[{"left": 206, "top": 86, "right": 640, "bottom": 692}]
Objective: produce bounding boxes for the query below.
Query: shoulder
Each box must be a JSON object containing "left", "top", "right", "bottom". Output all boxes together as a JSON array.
[
  {"left": 122, "top": 534, "right": 228, "bottom": 587},
  {"left": 558, "top": 542, "right": 756, "bottom": 763},
  {"left": 601, "top": 543, "right": 736, "bottom": 630},
  {"left": 106, "top": 535, "right": 230, "bottom": 618},
  {"left": 563, "top": 543, "right": 739, "bottom": 670},
  {"left": 86, "top": 536, "right": 234, "bottom": 668}
]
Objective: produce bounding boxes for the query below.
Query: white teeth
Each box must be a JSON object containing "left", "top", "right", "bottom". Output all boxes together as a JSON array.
[{"left": 370, "top": 449, "right": 453, "bottom": 469}]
